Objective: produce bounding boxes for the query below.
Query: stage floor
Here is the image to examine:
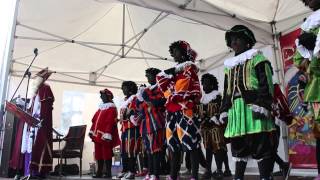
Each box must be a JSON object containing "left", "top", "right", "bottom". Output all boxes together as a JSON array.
[
  {"left": 48, "top": 175, "right": 313, "bottom": 180},
  {"left": 0, "top": 174, "right": 314, "bottom": 180}
]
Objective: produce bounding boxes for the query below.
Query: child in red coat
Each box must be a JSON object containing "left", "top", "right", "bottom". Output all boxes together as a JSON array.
[{"left": 89, "top": 88, "right": 120, "bottom": 178}]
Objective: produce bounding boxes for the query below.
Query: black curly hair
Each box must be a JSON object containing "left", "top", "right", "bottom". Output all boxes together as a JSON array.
[
  {"left": 121, "top": 81, "right": 138, "bottom": 95},
  {"left": 201, "top": 73, "right": 219, "bottom": 91},
  {"left": 169, "top": 41, "right": 194, "bottom": 62},
  {"left": 169, "top": 41, "right": 186, "bottom": 56},
  {"left": 300, "top": 0, "right": 320, "bottom": 10},
  {"left": 225, "top": 25, "right": 256, "bottom": 48},
  {"left": 145, "top": 68, "right": 161, "bottom": 77}
]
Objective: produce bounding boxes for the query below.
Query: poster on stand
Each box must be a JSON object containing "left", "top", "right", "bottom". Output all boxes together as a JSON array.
[{"left": 279, "top": 29, "right": 317, "bottom": 169}]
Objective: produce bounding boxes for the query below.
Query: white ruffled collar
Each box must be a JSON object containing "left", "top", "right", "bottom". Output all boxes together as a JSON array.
[
  {"left": 99, "top": 102, "right": 115, "bottom": 110},
  {"left": 301, "top": 9, "right": 320, "bottom": 32},
  {"left": 120, "top": 95, "right": 135, "bottom": 109},
  {"left": 224, "top": 49, "right": 259, "bottom": 69},
  {"left": 175, "top": 61, "right": 196, "bottom": 73},
  {"left": 200, "top": 90, "right": 220, "bottom": 105}
]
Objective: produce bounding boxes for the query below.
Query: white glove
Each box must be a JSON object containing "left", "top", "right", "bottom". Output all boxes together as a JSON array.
[
  {"left": 16, "top": 96, "right": 25, "bottom": 106},
  {"left": 219, "top": 112, "right": 228, "bottom": 124},
  {"left": 210, "top": 116, "right": 220, "bottom": 125},
  {"left": 102, "top": 133, "right": 112, "bottom": 141},
  {"left": 130, "top": 115, "right": 138, "bottom": 126},
  {"left": 136, "top": 86, "right": 145, "bottom": 101}
]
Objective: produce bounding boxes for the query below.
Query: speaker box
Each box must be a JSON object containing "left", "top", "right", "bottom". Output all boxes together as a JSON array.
[{"left": 0, "top": 112, "right": 19, "bottom": 177}]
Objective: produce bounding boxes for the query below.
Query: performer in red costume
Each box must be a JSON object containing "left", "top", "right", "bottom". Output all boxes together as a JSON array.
[
  {"left": 89, "top": 88, "right": 120, "bottom": 178},
  {"left": 117, "top": 81, "right": 142, "bottom": 180},
  {"left": 156, "top": 41, "right": 201, "bottom": 180},
  {"left": 136, "top": 68, "right": 166, "bottom": 180}
]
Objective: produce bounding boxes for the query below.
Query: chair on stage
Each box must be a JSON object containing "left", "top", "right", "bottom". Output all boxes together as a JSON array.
[{"left": 52, "top": 125, "right": 87, "bottom": 177}]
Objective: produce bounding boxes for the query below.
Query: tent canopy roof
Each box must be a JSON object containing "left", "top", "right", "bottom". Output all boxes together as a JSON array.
[{"left": 12, "top": 0, "right": 310, "bottom": 89}]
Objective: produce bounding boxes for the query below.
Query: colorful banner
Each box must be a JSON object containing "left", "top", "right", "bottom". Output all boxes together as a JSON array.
[{"left": 279, "top": 29, "right": 317, "bottom": 169}]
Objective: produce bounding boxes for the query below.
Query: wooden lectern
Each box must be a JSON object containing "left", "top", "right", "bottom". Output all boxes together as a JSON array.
[
  {"left": 5, "top": 101, "right": 40, "bottom": 126},
  {"left": 0, "top": 101, "right": 40, "bottom": 177}
]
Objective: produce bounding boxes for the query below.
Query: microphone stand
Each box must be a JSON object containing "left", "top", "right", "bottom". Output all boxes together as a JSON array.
[{"left": 10, "top": 49, "right": 38, "bottom": 104}]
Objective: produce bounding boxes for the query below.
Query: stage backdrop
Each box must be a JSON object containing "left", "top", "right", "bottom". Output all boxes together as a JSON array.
[{"left": 280, "top": 29, "right": 317, "bottom": 169}]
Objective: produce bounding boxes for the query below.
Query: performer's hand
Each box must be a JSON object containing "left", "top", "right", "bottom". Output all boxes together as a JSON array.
[
  {"left": 164, "top": 67, "right": 176, "bottom": 76},
  {"left": 88, "top": 131, "right": 93, "bottom": 138}
]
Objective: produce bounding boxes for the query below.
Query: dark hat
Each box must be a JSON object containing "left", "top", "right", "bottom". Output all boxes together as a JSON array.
[
  {"left": 225, "top": 25, "right": 256, "bottom": 47},
  {"left": 100, "top": 88, "right": 113, "bottom": 99}
]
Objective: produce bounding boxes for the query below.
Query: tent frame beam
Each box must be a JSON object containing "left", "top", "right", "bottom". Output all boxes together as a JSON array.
[
  {"left": 13, "top": 61, "right": 127, "bottom": 83},
  {"left": 11, "top": 74, "right": 121, "bottom": 89},
  {"left": 18, "top": 23, "right": 122, "bottom": 57},
  {"left": 93, "top": 12, "right": 168, "bottom": 81}
]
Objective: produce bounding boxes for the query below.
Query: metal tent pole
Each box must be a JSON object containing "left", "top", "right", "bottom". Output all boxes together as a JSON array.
[{"left": 0, "top": 0, "right": 20, "bottom": 165}]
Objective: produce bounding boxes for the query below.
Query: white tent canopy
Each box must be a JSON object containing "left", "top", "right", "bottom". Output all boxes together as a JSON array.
[{"left": 7, "top": 0, "right": 311, "bottom": 91}]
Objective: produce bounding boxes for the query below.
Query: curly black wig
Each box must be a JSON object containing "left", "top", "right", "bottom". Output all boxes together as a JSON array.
[
  {"left": 169, "top": 40, "right": 195, "bottom": 62},
  {"left": 225, "top": 25, "right": 256, "bottom": 48},
  {"left": 121, "top": 81, "right": 138, "bottom": 94},
  {"left": 201, "top": 73, "right": 219, "bottom": 91},
  {"left": 145, "top": 68, "right": 161, "bottom": 77}
]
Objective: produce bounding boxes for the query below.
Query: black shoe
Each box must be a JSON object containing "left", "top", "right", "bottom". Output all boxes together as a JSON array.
[
  {"left": 212, "top": 170, "right": 224, "bottom": 179},
  {"left": 28, "top": 175, "right": 45, "bottom": 180},
  {"left": 104, "top": 174, "right": 112, "bottom": 178},
  {"left": 93, "top": 173, "right": 103, "bottom": 178},
  {"left": 223, "top": 169, "right": 232, "bottom": 177},
  {"left": 272, "top": 171, "right": 283, "bottom": 176},
  {"left": 201, "top": 171, "right": 212, "bottom": 179},
  {"left": 117, "top": 172, "right": 127, "bottom": 179}
]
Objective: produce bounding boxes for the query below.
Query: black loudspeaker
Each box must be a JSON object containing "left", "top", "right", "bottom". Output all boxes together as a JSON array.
[{"left": 0, "top": 112, "right": 19, "bottom": 177}]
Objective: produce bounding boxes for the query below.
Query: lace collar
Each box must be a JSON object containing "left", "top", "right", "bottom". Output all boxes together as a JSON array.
[
  {"left": 120, "top": 95, "right": 135, "bottom": 109},
  {"left": 301, "top": 9, "right": 320, "bottom": 32},
  {"left": 200, "top": 90, "right": 220, "bottom": 105},
  {"left": 175, "top": 61, "right": 197, "bottom": 73},
  {"left": 224, "top": 49, "right": 259, "bottom": 69},
  {"left": 99, "top": 102, "right": 115, "bottom": 110}
]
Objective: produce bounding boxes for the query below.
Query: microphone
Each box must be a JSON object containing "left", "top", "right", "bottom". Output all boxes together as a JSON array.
[{"left": 33, "top": 48, "right": 38, "bottom": 56}]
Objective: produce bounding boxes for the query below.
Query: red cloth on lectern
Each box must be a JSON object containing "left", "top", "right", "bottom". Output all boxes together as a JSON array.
[
  {"left": 29, "top": 84, "right": 54, "bottom": 174},
  {"left": 90, "top": 103, "right": 120, "bottom": 160},
  {"left": 9, "top": 117, "right": 25, "bottom": 170}
]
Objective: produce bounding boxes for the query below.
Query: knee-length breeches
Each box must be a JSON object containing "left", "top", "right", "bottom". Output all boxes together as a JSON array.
[
  {"left": 121, "top": 127, "right": 141, "bottom": 157},
  {"left": 142, "top": 129, "right": 165, "bottom": 154},
  {"left": 166, "top": 111, "right": 201, "bottom": 152}
]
